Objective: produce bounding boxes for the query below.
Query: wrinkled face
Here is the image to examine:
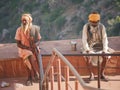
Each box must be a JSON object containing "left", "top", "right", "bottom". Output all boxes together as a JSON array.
[
  {"left": 21, "top": 16, "right": 30, "bottom": 26},
  {"left": 89, "top": 21, "right": 99, "bottom": 27}
]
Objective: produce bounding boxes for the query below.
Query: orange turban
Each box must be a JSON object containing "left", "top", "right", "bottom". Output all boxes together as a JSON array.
[
  {"left": 21, "top": 13, "right": 32, "bottom": 22},
  {"left": 88, "top": 13, "right": 100, "bottom": 22}
]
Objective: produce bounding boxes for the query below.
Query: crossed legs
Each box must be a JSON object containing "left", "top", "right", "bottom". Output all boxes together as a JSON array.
[{"left": 24, "top": 55, "right": 39, "bottom": 86}]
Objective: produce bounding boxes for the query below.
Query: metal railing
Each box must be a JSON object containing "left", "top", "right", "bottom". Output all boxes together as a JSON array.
[
  {"left": 68, "top": 51, "right": 120, "bottom": 89},
  {"left": 38, "top": 54, "right": 44, "bottom": 90},
  {"left": 41, "top": 48, "right": 112, "bottom": 90}
]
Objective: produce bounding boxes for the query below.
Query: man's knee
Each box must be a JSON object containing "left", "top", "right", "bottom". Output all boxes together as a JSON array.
[
  {"left": 24, "top": 59, "right": 32, "bottom": 70},
  {"left": 84, "top": 56, "right": 90, "bottom": 63}
]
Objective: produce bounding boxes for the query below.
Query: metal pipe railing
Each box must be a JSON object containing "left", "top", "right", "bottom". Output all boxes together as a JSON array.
[
  {"left": 52, "top": 48, "right": 86, "bottom": 87},
  {"left": 37, "top": 54, "right": 44, "bottom": 90},
  {"left": 52, "top": 48, "right": 101, "bottom": 90},
  {"left": 41, "top": 48, "right": 120, "bottom": 90},
  {"left": 42, "top": 53, "right": 55, "bottom": 82}
]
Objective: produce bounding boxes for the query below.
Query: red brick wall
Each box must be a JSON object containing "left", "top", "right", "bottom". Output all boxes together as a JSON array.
[{"left": 0, "top": 56, "right": 120, "bottom": 78}]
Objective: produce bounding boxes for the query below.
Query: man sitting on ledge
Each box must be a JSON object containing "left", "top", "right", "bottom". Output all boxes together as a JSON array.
[
  {"left": 15, "top": 13, "right": 41, "bottom": 86},
  {"left": 82, "top": 11, "right": 114, "bottom": 82}
]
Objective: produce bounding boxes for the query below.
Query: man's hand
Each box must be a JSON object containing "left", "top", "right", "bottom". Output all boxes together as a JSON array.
[
  {"left": 27, "top": 47, "right": 33, "bottom": 51},
  {"left": 37, "top": 46, "right": 40, "bottom": 53},
  {"left": 86, "top": 50, "right": 89, "bottom": 53},
  {"left": 86, "top": 50, "right": 94, "bottom": 54},
  {"left": 102, "top": 51, "right": 105, "bottom": 54}
]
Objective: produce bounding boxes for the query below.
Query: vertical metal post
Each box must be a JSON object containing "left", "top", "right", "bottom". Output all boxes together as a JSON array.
[
  {"left": 50, "top": 66, "right": 54, "bottom": 90},
  {"left": 65, "top": 66, "right": 69, "bottom": 90},
  {"left": 57, "top": 58, "right": 61, "bottom": 90},
  {"left": 46, "top": 76, "right": 49, "bottom": 90},
  {"left": 75, "top": 79, "right": 78, "bottom": 90},
  {"left": 97, "top": 56, "right": 101, "bottom": 88},
  {"left": 38, "top": 54, "right": 44, "bottom": 90}
]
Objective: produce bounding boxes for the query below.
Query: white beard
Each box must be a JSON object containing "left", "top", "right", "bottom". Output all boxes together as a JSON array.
[{"left": 21, "top": 23, "right": 32, "bottom": 34}]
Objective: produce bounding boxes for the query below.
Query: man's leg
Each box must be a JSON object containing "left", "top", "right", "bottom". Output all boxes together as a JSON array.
[
  {"left": 101, "top": 56, "right": 108, "bottom": 81},
  {"left": 28, "top": 55, "right": 39, "bottom": 81},
  {"left": 85, "top": 56, "right": 95, "bottom": 81},
  {"left": 24, "top": 59, "right": 33, "bottom": 86}
]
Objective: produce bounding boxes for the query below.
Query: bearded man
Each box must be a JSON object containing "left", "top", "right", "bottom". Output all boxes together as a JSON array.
[
  {"left": 15, "top": 13, "right": 41, "bottom": 86},
  {"left": 82, "top": 12, "right": 114, "bottom": 82}
]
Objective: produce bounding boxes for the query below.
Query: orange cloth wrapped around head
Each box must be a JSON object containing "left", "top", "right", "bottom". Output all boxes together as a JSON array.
[
  {"left": 21, "top": 13, "right": 33, "bottom": 22},
  {"left": 88, "top": 13, "right": 100, "bottom": 22}
]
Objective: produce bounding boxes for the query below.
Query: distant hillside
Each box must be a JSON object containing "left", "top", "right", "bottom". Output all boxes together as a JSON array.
[{"left": 0, "top": 0, "right": 120, "bottom": 43}]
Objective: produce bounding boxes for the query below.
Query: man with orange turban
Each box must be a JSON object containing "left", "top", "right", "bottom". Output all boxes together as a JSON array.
[
  {"left": 15, "top": 13, "right": 41, "bottom": 86},
  {"left": 82, "top": 12, "right": 114, "bottom": 82}
]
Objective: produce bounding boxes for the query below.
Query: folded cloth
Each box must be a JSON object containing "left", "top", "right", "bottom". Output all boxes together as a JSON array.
[{"left": 1, "top": 81, "right": 10, "bottom": 88}]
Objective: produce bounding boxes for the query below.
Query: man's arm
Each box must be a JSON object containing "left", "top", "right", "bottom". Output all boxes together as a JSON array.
[
  {"left": 102, "top": 25, "right": 108, "bottom": 53},
  {"left": 35, "top": 25, "right": 41, "bottom": 53},
  {"left": 35, "top": 40, "right": 41, "bottom": 53},
  {"left": 82, "top": 25, "right": 91, "bottom": 52},
  {"left": 16, "top": 40, "right": 30, "bottom": 50},
  {"left": 15, "top": 28, "right": 30, "bottom": 50}
]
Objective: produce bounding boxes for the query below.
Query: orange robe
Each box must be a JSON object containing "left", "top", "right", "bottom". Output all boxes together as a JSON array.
[{"left": 15, "top": 26, "right": 41, "bottom": 60}]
